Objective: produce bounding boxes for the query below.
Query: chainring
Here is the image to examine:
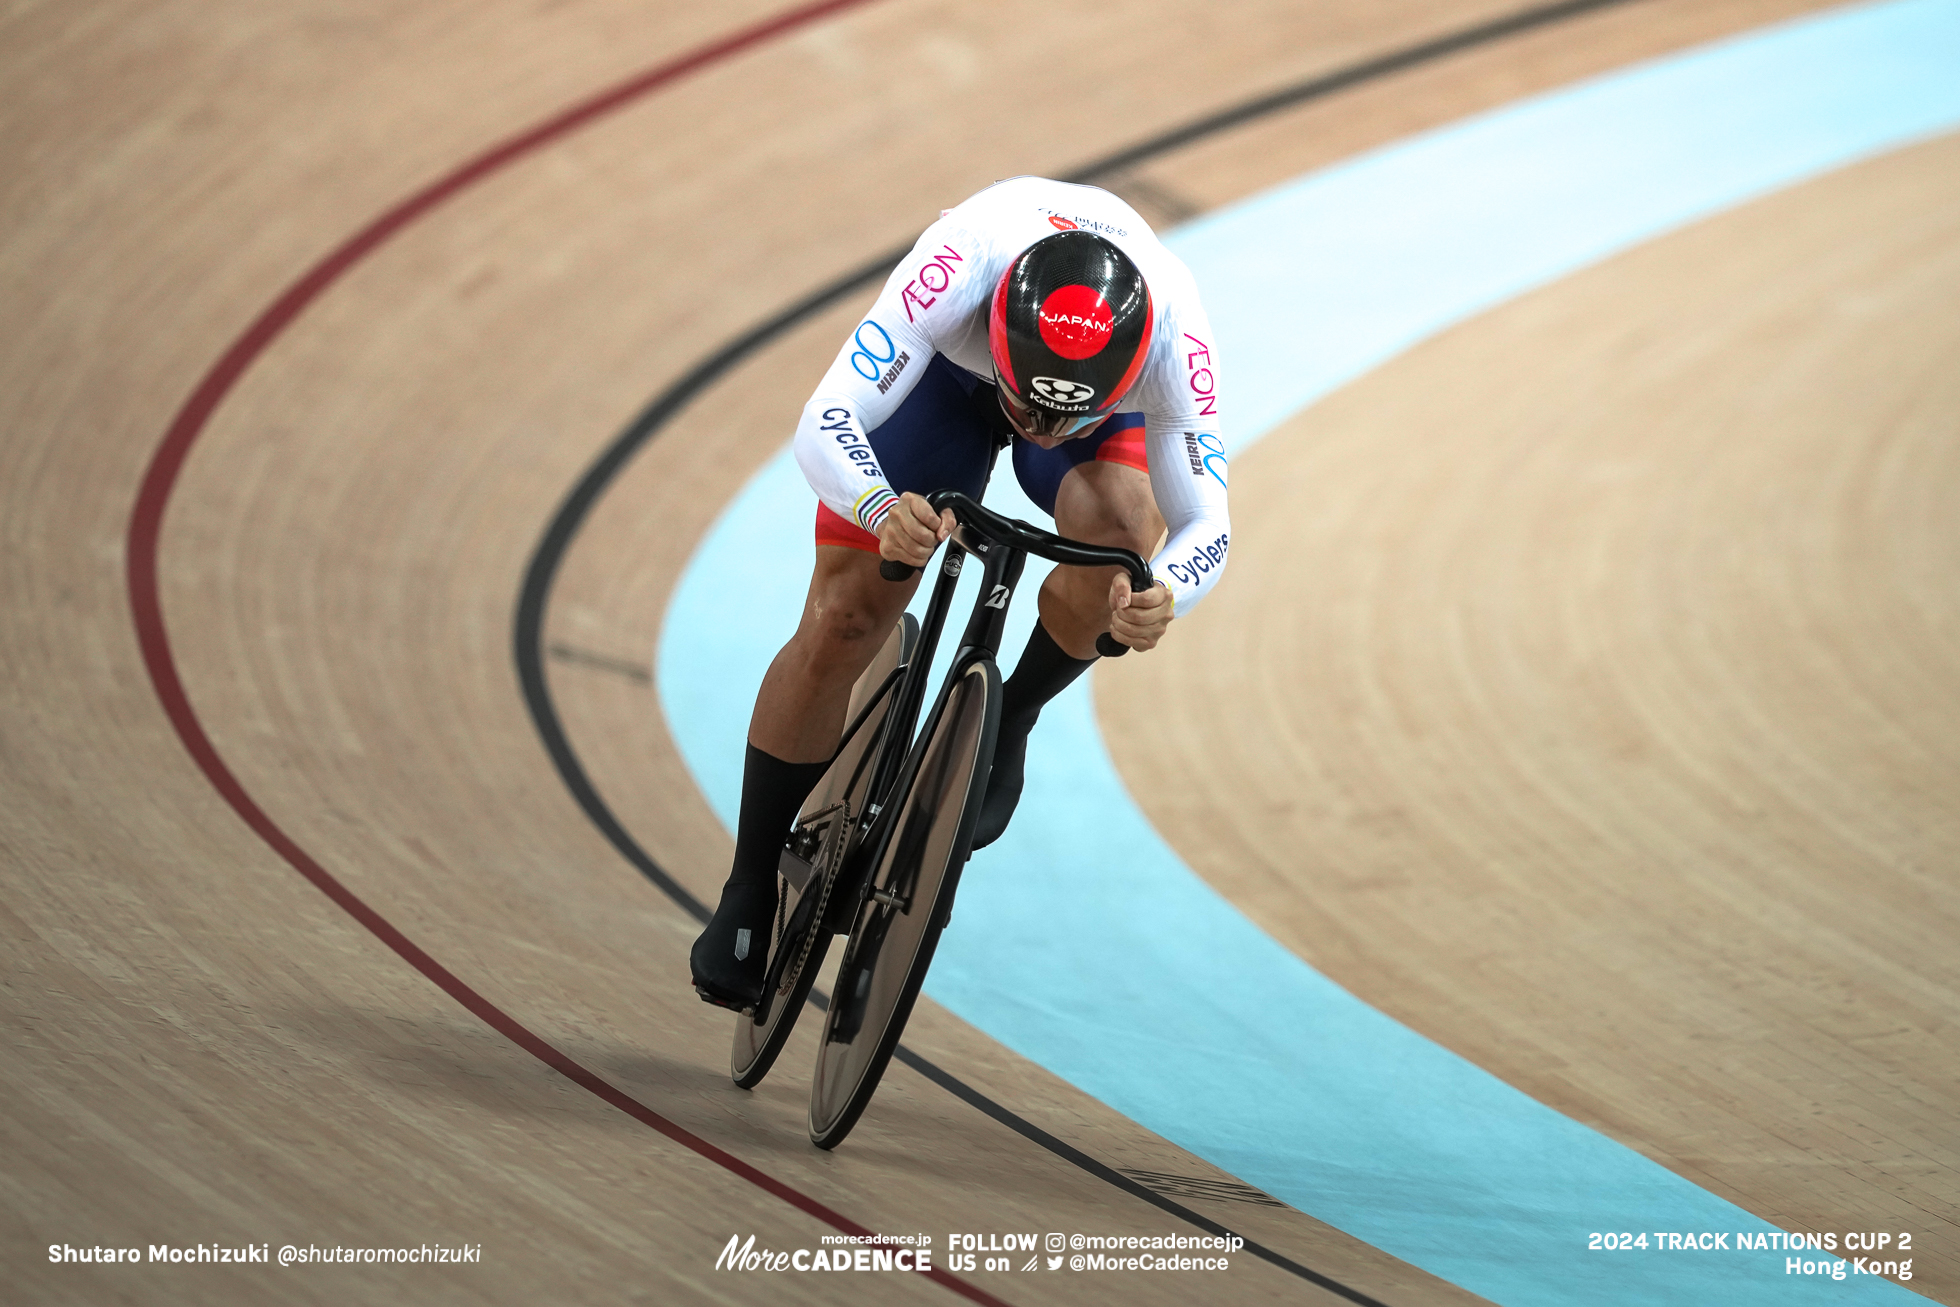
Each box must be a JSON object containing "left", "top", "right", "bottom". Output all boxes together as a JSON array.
[{"left": 759, "top": 801, "right": 851, "bottom": 1019}]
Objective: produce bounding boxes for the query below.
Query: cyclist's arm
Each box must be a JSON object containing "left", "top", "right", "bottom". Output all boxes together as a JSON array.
[
  {"left": 1146, "top": 438, "right": 1229, "bottom": 615},
  {"left": 1139, "top": 322, "right": 1230, "bottom": 615},
  {"left": 792, "top": 222, "right": 988, "bottom": 535}
]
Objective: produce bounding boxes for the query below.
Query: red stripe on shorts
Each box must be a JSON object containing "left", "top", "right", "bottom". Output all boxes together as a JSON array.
[
  {"left": 1095, "top": 421, "right": 1148, "bottom": 473},
  {"left": 815, "top": 501, "right": 882, "bottom": 553}
]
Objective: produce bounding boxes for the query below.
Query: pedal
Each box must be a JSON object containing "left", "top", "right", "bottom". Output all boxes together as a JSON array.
[{"left": 694, "top": 983, "right": 756, "bottom": 1016}]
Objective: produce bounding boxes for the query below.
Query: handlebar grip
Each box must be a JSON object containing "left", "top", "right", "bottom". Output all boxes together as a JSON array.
[
  {"left": 878, "top": 559, "right": 917, "bottom": 582},
  {"left": 1095, "top": 633, "right": 1128, "bottom": 659}
]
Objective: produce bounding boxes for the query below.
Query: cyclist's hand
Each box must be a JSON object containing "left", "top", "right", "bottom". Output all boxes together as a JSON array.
[
  {"left": 1107, "top": 574, "right": 1173, "bottom": 652},
  {"left": 877, "top": 491, "right": 955, "bottom": 567}
]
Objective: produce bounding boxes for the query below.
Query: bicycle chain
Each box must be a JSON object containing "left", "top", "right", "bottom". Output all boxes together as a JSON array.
[{"left": 778, "top": 801, "right": 851, "bottom": 998}]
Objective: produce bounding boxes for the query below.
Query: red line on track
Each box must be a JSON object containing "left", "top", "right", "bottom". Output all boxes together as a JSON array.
[{"left": 124, "top": 5, "right": 1011, "bottom": 1303}]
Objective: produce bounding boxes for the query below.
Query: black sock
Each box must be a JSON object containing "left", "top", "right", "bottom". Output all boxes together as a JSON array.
[
  {"left": 726, "top": 745, "right": 830, "bottom": 892},
  {"left": 1000, "top": 621, "right": 1097, "bottom": 731}
]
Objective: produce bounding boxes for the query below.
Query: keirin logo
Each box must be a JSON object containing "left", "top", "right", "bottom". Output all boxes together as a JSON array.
[
  {"left": 1183, "top": 431, "right": 1227, "bottom": 487},
  {"left": 1030, "top": 376, "right": 1095, "bottom": 407}
]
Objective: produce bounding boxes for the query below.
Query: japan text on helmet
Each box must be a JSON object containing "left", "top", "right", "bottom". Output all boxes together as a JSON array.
[{"left": 988, "top": 231, "right": 1154, "bottom": 440}]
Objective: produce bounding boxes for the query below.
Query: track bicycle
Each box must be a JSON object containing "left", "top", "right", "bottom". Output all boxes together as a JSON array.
[{"left": 724, "top": 489, "right": 1151, "bottom": 1150}]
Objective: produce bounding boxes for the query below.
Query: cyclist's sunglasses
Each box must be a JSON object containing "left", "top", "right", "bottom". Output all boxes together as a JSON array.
[{"left": 996, "top": 385, "right": 1107, "bottom": 442}]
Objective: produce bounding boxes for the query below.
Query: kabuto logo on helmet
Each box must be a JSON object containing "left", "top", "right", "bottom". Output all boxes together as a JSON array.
[
  {"left": 1030, "top": 376, "right": 1096, "bottom": 408},
  {"left": 1037, "top": 285, "right": 1114, "bottom": 360}
]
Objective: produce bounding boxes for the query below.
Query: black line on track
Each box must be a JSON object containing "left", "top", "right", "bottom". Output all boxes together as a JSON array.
[
  {"left": 515, "top": 0, "right": 1641, "bottom": 1300},
  {"left": 547, "top": 642, "right": 655, "bottom": 684},
  {"left": 1065, "top": 0, "right": 1645, "bottom": 185},
  {"left": 517, "top": 248, "right": 901, "bottom": 921},
  {"left": 892, "top": 1045, "right": 1387, "bottom": 1304}
]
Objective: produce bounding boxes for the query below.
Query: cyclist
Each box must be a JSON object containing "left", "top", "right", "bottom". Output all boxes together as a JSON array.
[{"left": 691, "top": 176, "right": 1231, "bottom": 1009}]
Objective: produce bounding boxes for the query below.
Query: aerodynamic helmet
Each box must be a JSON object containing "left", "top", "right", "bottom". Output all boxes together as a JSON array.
[{"left": 988, "top": 230, "right": 1154, "bottom": 440}]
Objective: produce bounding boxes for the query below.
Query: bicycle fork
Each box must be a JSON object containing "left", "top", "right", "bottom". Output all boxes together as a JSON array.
[{"left": 835, "top": 535, "right": 1026, "bottom": 959}]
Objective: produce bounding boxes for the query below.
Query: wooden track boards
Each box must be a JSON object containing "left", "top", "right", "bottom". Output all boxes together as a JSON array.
[
  {"left": 11, "top": 0, "right": 1937, "bottom": 1303},
  {"left": 1105, "top": 130, "right": 1960, "bottom": 1299}
]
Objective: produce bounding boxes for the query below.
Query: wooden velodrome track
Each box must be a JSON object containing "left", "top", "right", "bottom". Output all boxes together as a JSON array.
[{"left": 4, "top": 0, "right": 1954, "bottom": 1302}]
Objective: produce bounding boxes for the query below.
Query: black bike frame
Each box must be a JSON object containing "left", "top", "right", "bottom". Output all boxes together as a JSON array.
[
  {"left": 837, "top": 490, "right": 1150, "bottom": 919},
  {"left": 841, "top": 535, "right": 1010, "bottom": 910}
]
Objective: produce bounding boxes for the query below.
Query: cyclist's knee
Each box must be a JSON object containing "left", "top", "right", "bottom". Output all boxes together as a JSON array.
[
  {"left": 1053, "top": 460, "right": 1162, "bottom": 554},
  {"left": 795, "top": 547, "right": 911, "bottom": 663},
  {"left": 806, "top": 597, "right": 883, "bottom": 649}
]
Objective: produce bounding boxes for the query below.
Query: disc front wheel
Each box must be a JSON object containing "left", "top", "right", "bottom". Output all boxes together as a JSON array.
[{"left": 807, "top": 657, "right": 998, "bottom": 1149}]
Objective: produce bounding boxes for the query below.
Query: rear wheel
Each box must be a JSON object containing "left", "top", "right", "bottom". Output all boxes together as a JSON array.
[
  {"left": 730, "top": 614, "right": 915, "bottom": 1088},
  {"left": 807, "top": 656, "right": 998, "bottom": 1149}
]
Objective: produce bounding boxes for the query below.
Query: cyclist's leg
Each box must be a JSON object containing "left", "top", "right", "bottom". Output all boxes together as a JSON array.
[
  {"left": 973, "top": 419, "right": 1162, "bottom": 849},
  {"left": 689, "top": 546, "right": 912, "bottom": 1007},
  {"left": 690, "top": 357, "right": 994, "bottom": 1006},
  {"left": 750, "top": 544, "right": 921, "bottom": 762},
  {"left": 1037, "top": 439, "right": 1164, "bottom": 655}
]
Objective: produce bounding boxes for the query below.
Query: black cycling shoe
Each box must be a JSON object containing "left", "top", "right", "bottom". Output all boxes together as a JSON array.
[
  {"left": 689, "top": 880, "right": 778, "bottom": 1010},
  {"left": 972, "top": 711, "right": 1038, "bottom": 851}
]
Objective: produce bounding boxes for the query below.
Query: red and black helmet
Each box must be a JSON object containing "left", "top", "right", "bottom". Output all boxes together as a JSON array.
[{"left": 988, "top": 230, "right": 1154, "bottom": 440}]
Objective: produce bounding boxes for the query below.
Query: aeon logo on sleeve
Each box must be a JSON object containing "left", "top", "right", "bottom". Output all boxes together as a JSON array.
[
  {"left": 1182, "top": 332, "right": 1217, "bottom": 417},
  {"left": 900, "top": 244, "right": 965, "bottom": 321},
  {"left": 1037, "top": 285, "right": 1113, "bottom": 359},
  {"left": 1031, "top": 376, "right": 1096, "bottom": 407}
]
